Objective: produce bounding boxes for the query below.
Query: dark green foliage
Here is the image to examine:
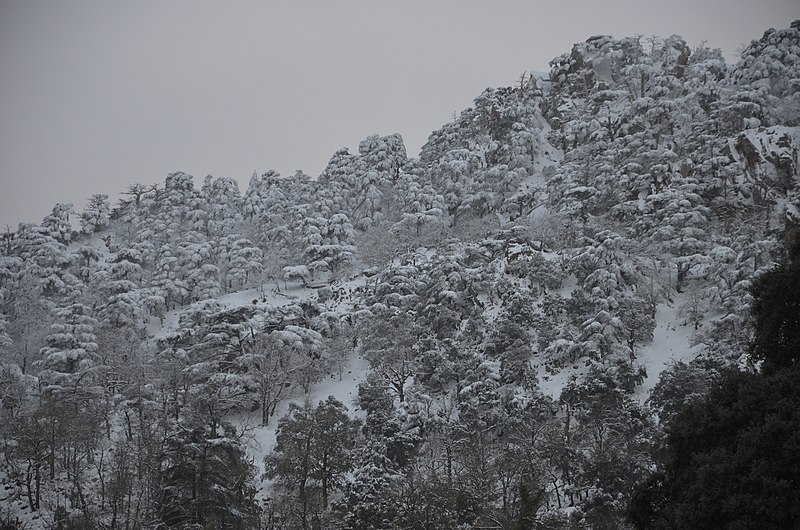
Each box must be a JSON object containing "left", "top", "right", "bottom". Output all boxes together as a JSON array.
[
  {"left": 749, "top": 241, "right": 800, "bottom": 371},
  {"left": 647, "top": 357, "right": 722, "bottom": 424},
  {"left": 265, "top": 397, "right": 358, "bottom": 528},
  {"left": 630, "top": 230, "right": 800, "bottom": 529},
  {"left": 629, "top": 368, "right": 800, "bottom": 529},
  {"left": 52, "top": 505, "right": 98, "bottom": 529},
  {"left": 513, "top": 479, "right": 546, "bottom": 530},
  {"left": 157, "top": 424, "right": 259, "bottom": 529}
]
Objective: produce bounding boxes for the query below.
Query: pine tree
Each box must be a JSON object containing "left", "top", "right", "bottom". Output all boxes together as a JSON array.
[
  {"left": 748, "top": 229, "right": 800, "bottom": 370},
  {"left": 80, "top": 193, "right": 111, "bottom": 234},
  {"left": 629, "top": 230, "right": 800, "bottom": 529},
  {"left": 159, "top": 423, "right": 259, "bottom": 529},
  {"left": 265, "top": 397, "right": 358, "bottom": 527},
  {"left": 36, "top": 300, "right": 103, "bottom": 406},
  {"left": 41, "top": 203, "right": 75, "bottom": 245},
  {"left": 629, "top": 368, "right": 800, "bottom": 529}
]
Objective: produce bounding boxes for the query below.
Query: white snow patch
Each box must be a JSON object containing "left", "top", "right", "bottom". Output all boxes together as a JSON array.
[
  {"left": 237, "top": 353, "right": 370, "bottom": 501},
  {"left": 634, "top": 297, "right": 702, "bottom": 401},
  {"left": 537, "top": 360, "right": 590, "bottom": 400}
]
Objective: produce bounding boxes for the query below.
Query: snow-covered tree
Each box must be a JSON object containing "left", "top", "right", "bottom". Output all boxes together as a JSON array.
[
  {"left": 36, "top": 300, "right": 104, "bottom": 405},
  {"left": 80, "top": 193, "right": 111, "bottom": 234},
  {"left": 41, "top": 203, "right": 74, "bottom": 245}
]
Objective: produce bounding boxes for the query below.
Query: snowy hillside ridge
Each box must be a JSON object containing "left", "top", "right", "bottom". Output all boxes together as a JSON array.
[{"left": 1, "top": 20, "right": 799, "bottom": 529}]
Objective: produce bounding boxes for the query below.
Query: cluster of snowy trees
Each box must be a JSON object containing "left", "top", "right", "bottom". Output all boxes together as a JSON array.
[{"left": 0, "top": 20, "right": 798, "bottom": 529}]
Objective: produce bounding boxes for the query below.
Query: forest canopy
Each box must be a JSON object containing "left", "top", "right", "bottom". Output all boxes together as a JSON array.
[{"left": 1, "top": 20, "right": 799, "bottom": 530}]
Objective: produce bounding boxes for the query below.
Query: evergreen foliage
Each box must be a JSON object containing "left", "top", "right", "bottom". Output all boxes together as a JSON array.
[
  {"left": 158, "top": 423, "right": 260, "bottom": 529},
  {"left": 629, "top": 368, "right": 800, "bottom": 529},
  {"left": 0, "top": 20, "right": 798, "bottom": 529},
  {"left": 629, "top": 225, "right": 800, "bottom": 529},
  {"left": 749, "top": 230, "right": 800, "bottom": 370}
]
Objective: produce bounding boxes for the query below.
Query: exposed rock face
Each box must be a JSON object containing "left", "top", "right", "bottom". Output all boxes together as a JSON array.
[{"left": 731, "top": 126, "right": 799, "bottom": 203}]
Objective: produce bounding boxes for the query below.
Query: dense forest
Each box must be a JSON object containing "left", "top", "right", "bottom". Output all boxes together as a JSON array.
[{"left": 1, "top": 21, "right": 799, "bottom": 530}]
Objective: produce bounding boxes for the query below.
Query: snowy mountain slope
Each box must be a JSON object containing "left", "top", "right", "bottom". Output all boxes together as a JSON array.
[{"left": 1, "top": 20, "right": 799, "bottom": 529}]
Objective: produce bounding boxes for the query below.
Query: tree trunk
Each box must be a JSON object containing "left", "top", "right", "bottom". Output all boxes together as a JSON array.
[
  {"left": 124, "top": 411, "right": 133, "bottom": 441},
  {"left": 552, "top": 479, "right": 561, "bottom": 509},
  {"left": 300, "top": 477, "right": 308, "bottom": 530},
  {"left": 34, "top": 462, "right": 41, "bottom": 511},
  {"left": 318, "top": 448, "right": 328, "bottom": 509},
  {"left": 96, "top": 452, "right": 106, "bottom": 509},
  {"left": 25, "top": 461, "right": 35, "bottom": 511}
]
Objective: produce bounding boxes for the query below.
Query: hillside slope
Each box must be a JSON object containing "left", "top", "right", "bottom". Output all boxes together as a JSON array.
[{"left": 0, "top": 20, "right": 799, "bottom": 530}]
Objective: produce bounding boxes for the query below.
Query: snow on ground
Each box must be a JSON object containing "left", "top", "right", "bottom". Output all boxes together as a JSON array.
[
  {"left": 537, "top": 360, "right": 588, "bottom": 401},
  {"left": 134, "top": 263, "right": 701, "bottom": 502},
  {"left": 534, "top": 294, "right": 701, "bottom": 403},
  {"left": 521, "top": 116, "right": 563, "bottom": 189},
  {"left": 237, "top": 353, "right": 370, "bottom": 502},
  {"left": 0, "top": 391, "right": 133, "bottom": 529},
  {"left": 145, "top": 273, "right": 373, "bottom": 500},
  {"left": 146, "top": 273, "right": 370, "bottom": 340},
  {"left": 554, "top": 274, "right": 578, "bottom": 297},
  {"left": 70, "top": 230, "right": 115, "bottom": 258},
  {"left": 634, "top": 295, "right": 702, "bottom": 401},
  {"left": 146, "top": 303, "right": 182, "bottom": 338}
]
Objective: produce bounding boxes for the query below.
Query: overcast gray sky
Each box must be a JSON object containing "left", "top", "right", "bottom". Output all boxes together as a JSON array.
[{"left": 1, "top": 0, "right": 798, "bottom": 229}]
